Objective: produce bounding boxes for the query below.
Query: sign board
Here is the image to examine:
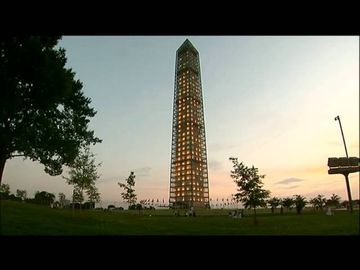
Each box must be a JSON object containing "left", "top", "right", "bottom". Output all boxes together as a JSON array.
[
  {"left": 328, "top": 166, "right": 359, "bottom": 175},
  {"left": 328, "top": 156, "right": 360, "bottom": 175},
  {"left": 327, "top": 157, "right": 359, "bottom": 167}
]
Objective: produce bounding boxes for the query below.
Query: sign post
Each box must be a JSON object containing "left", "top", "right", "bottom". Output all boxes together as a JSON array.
[
  {"left": 330, "top": 116, "right": 357, "bottom": 213},
  {"left": 328, "top": 157, "right": 359, "bottom": 213}
]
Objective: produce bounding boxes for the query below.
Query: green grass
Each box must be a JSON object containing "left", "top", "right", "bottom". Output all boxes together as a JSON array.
[{"left": 1, "top": 200, "right": 359, "bottom": 235}]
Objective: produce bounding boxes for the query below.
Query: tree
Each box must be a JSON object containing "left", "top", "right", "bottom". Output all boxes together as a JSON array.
[
  {"left": 72, "top": 187, "right": 84, "bottom": 208},
  {"left": 268, "top": 197, "right": 281, "bottom": 214},
  {"left": 16, "top": 189, "right": 27, "bottom": 201},
  {"left": 326, "top": 193, "right": 341, "bottom": 208},
  {"left": 86, "top": 185, "right": 101, "bottom": 208},
  {"left": 314, "top": 194, "right": 327, "bottom": 211},
  {"left": 229, "top": 157, "right": 270, "bottom": 225},
  {"left": 139, "top": 199, "right": 148, "bottom": 209},
  {"left": 58, "top": 192, "right": 66, "bottom": 208},
  {"left": 341, "top": 200, "right": 349, "bottom": 209},
  {"left": 282, "top": 197, "right": 294, "bottom": 212},
  {"left": 0, "top": 36, "right": 102, "bottom": 184},
  {"left": 309, "top": 197, "right": 318, "bottom": 211},
  {"left": 0, "top": 183, "right": 10, "bottom": 199},
  {"left": 293, "top": 195, "right": 307, "bottom": 214},
  {"left": 63, "top": 146, "right": 101, "bottom": 210},
  {"left": 34, "top": 191, "right": 55, "bottom": 206},
  {"left": 118, "top": 172, "right": 137, "bottom": 209}
]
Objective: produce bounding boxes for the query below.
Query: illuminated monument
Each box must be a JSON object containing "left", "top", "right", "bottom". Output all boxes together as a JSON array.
[{"left": 169, "top": 39, "right": 210, "bottom": 208}]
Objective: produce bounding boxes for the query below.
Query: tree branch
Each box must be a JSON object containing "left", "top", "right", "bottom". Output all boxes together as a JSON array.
[{"left": 10, "top": 154, "right": 26, "bottom": 158}]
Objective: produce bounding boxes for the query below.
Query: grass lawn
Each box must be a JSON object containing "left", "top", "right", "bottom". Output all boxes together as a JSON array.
[{"left": 1, "top": 200, "right": 359, "bottom": 235}]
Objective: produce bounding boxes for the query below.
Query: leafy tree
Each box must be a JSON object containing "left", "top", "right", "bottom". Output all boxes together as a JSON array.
[
  {"left": 63, "top": 146, "right": 101, "bottom": 210},
  {"left": 268, "top": 197, "right": 281, "bottom": 214},
  {"left": 34, "top": 191, "right": 55, "bottom": 206},
  {"left": 314, "top": 194, "right": 327, "bottom": 211},
  {"left": 72, "top": 187, "right": 84, "bottom": 207},
  {"left": 0, "top": 183, "right": 10, "bottom": 199},
  {"left": 309, "top": 197, "right": 318, "bottom": 211},
  {"left": 86, "top": 185, "right": 101, "bottom": 207},
  {"left": 16, "top": 189, "right": 27, "bottom": 201},
  {"left": 118, "top": 172, "right": 137, "bottom": 208},
  {"left": 0, "top": 36, "right": 102, "bottom": 184},
  {"left": 129, "top": 203, "right": 143, "bottom": 214},
  {"left": 139, "top": 199, "right": 148, "bottom": 209},
  {"left": 354, "top": 199, "right": 359, "bottom": 207},
  {"left": 58, "top": 192, "right": 66, "bottom": 208},
  {"left": 107, "top": 205, "right": 115, "bottom": 210},
  {"left": 293, "top": 194, "right": 307, "bottom": 214},
  {"left": 282, "top": 197, "right": 294, "bottom": 212},
  {"left": 229, "top": 157, "right": 270, "bottom": 225},
  {"left": 341, "top": 200, "right": 349, "bottom": 209},
  {"left": 326, "top": 194, "right": 341, "bottom": 208}
]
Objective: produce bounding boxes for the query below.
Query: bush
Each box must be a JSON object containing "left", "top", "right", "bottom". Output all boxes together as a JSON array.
[{"left": 108, "top": 205, "right": 115, "bottom": 210}]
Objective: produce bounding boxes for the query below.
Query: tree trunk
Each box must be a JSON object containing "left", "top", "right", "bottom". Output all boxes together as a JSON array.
[
  {"left": 0, "top": 156, "right": 6, "bottom": 185},
  {"left": 253, "top": 207, "right": 258, "bottom": 225},
  {"left": 79, "top": 189, "right": 83, "bottom": 211}
]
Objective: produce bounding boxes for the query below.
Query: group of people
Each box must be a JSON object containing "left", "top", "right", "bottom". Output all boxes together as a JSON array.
[{"left": 174, "top": 206, "right": 196, "bottom": 217}]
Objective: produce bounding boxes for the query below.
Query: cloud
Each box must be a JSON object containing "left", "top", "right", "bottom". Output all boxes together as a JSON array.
[
  {"left": 275, "top": 177, "right": 305, "bottom": 185},
  {"left": 98, "top": 176, "right": 119, "bottom": 183},
  {"left": 283, "top": 185, "right": 300, "bottom": 189},
  {"left": 208, "top": 160, "right": 223, "bottom": 171},
  {"left": 133, "top": 167, "right": 152, "bottom": 177}
]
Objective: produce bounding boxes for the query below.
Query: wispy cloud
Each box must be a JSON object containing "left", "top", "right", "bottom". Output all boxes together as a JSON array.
[
  {"left": 134, "top": 167, "right": 152, "bottom": 177},
  {"left": 283, "top": 185, "right": 300, "bottom": 189},
  {"left": 275, "top": 177, "right": 305, "bottom": 185},
  {"left": 208, "top": 160, "right": 223, "bottom": 171},
  {"left": 98, "top": 176, "right": 119, "bottom": 184}
]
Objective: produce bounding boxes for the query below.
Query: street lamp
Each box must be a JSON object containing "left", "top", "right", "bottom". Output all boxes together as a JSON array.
[{"left": 334, "top": 115, "right": 353, "bottom": 213}]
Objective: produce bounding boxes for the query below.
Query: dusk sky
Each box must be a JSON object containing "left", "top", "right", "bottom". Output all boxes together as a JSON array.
[{"left": 3, "top": 36, "right": 359, "bottom": 206}]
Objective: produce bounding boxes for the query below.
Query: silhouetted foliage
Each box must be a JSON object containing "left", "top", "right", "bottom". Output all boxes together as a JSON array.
[
  {"left": 326, "top": 193, "right": 341, "bottom": 208},
  {"left": 229, "top": 157, "right": 270, "bottom": 225},
  {"left": 282, "top": 197, "right": 295, "bottom": 211},
  {"left": 86, "top": 185, "right": 101, "bottom": 205},
  {"left": 7, "top": 194, "right": 20, "bottom": 201},
  {"left": 72, "top": 187, "right": 84, "bottom": 207},
  {"left": 341, "top": 200, "right": 349, "bottom": 209},
  {"left": 309, "top": 197, "right": 318, "bottom": 211},
  {"left": 34, "top": 191, "right": 55, "bottom": 206},
  {"left": 82, "top": 201, "right": 95, "bottom": 209},
  {"left": 313, "top": 194, "right": 327, "bottom": 211},
  {"left": 16, "top": 189, "right": 27, "bottom": 201},
  {"left": 0, "top": 36, "right": 102, "bottom": 184},
  {"left": 0, "top": 183, "right": 10, "bottom": 199},
  {"left": 293, "top": 194, "right": 307, "bottom": 214},
  {"left": 128, "top": 203, "right": 143, "bottom": 214},
  {"left": 268, "top": 197, "right": 281, "bottom": 214},
  {"left": 58, "top": 192, "right": 66, "bottom": 208},
  {"left": 118, "top": 172, "right": 137, "bottom": 208},
  {"left": 70, "top": 203, "right": 81, "bottom": 209}
]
